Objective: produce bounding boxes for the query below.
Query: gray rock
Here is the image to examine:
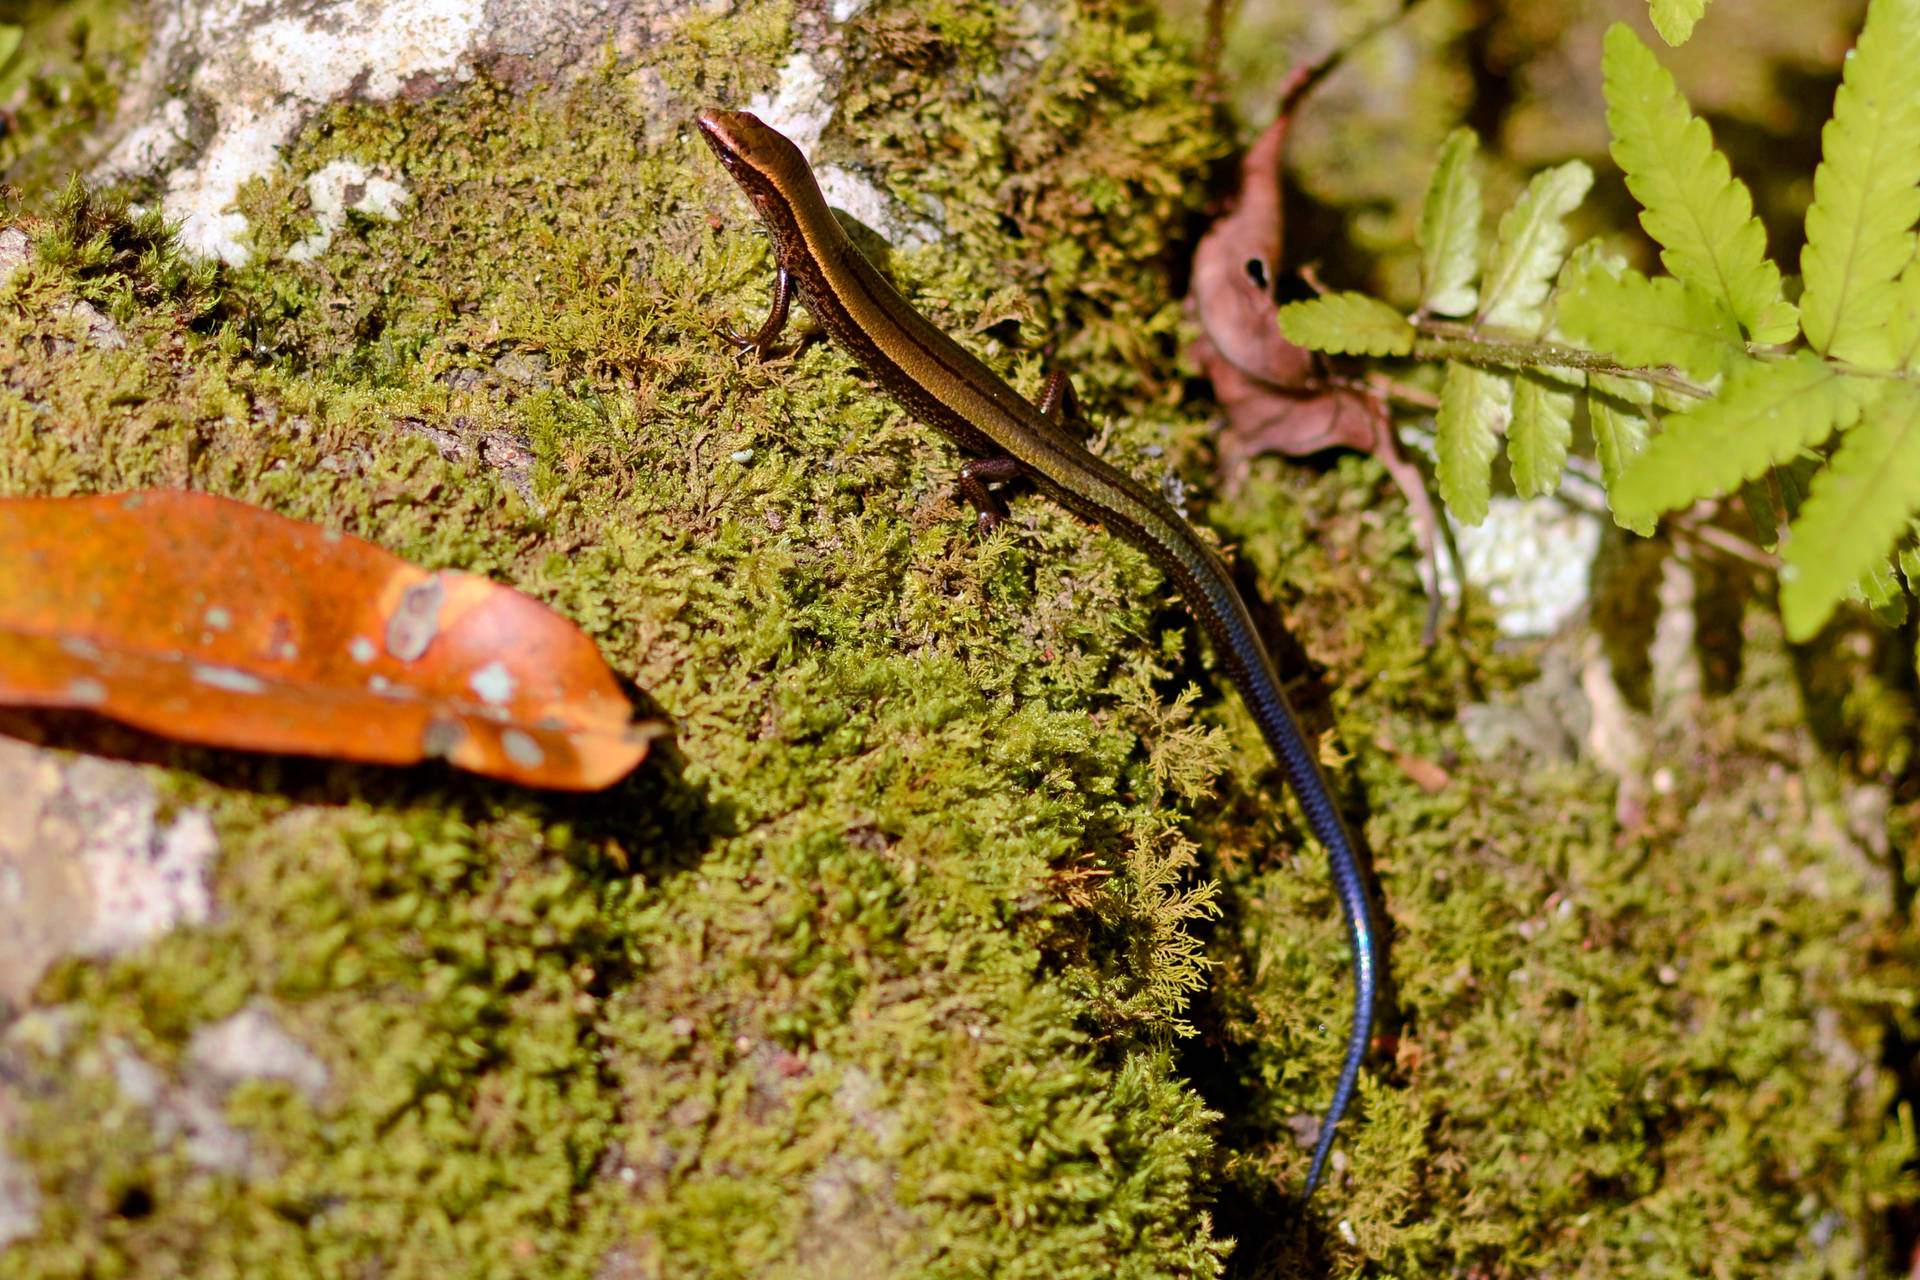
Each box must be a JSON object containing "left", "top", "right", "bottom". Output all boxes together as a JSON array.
[
  {"left": 0, "top": 1143, "right": 38, "bottom": 1251},
  {"left": 0, "top": 739, "right": 216, "bottom": 1015},
  {"left": 94, "top": 0, "right": 731, "bottom": 264},
  {"left": 50, "top": 300, "right": 127, "bottom": 352},
  {"left": 0, "top": 227, "right": 30, "bottom": 283},
  {"left": 188, "top": 1003, "right": 330, "bottom": 1104}
]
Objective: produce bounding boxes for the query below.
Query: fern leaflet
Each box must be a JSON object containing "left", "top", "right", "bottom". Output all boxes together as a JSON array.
[
  {"left": 1556, "top": 259, "right": 1743, "bottom": 379},
  {"left": 1417, "top": 128, "right": 1483, "bottom": 317},
  {"left": 1590, "top": 375, "right": 1655, "bottom": 533},
  {"left": 1478, "top": 161, "right": 1592, "bottom": 331},
  {"left": 1798, "top": 0, "right": 1920, "bottom": 369},
  {"left": 1611, "top": 351, "right": 1880, "bottom": 524},
  {"left": 1899, "top": 524, "right": 1920, "bottom": 591},
  {"left": 1649, "top": 0, "right": 1709, "bottom": 44},
  {"left": 1276, "top": 292, "right": 1415, "bottom": 356},
  {"left": 1602, "top": 24, "right": 1794, "bottom": 342},
  {"left": 1282, "top": 293, "right": 1420, "bottom": 358},
  {"left": 1436, "top": 362, "right": 1508, "bottom": 524},
  {"left": 1779, "top": 383, "right": 1920, "bottom": 639},
  {"left": 1509, "top": 371, "right": 1576, "bottom": 497},
  {"left": 1851, "top": 556, "right": 1908, "bottom": 623}
]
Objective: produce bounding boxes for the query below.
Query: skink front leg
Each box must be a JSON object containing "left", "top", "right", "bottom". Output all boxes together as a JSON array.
[{"left": 726, "top": 265, "right": 794, "bottom": 362}]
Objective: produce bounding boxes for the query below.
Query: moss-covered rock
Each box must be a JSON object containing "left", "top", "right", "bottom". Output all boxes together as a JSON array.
[{"left": 0, "top": 0, "right": 1914, "bottom": 1277}]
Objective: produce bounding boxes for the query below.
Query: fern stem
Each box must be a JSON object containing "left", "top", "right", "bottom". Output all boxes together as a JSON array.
[{"left": 1411, "top": 323, "right": 1712, "bottom": 399}]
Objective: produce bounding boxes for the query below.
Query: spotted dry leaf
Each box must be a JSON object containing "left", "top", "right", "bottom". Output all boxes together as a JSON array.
[{"left": 0, "top": 490, "right": 662, "bottom": 788}]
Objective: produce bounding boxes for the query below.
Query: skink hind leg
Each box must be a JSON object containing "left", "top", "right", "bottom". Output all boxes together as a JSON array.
[
  {"left": 1035, "top": 369, "right": 1095, "bottom": 440},
  {"left": 957, "top": 456, "right": 1022, "bottom": 532},
  {"left": 725, "top": 265, "right": 794, "bottom": 361},
  {"left": 1035, "top": 369, "right": 1078, "bottom": 422},
  {"left": 949, "top": 371, "right": 1102, "bottom": 531},
  {"left": 952, "top": 371, "right": 1088, "bottom": 531}
]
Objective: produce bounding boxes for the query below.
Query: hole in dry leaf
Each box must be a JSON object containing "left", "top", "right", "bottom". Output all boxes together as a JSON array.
[
  {"left": 468, "top": 660, "right": 516, "bottom": 705},
  {"left": 113, "top": 1185, "right": 155, "bottom": 1219},
  {"left": 65, "top": 677, "right": 107, "bottom": 705},
  {"left": 191, "top": 663, "right": 266, "bottom": 694}
]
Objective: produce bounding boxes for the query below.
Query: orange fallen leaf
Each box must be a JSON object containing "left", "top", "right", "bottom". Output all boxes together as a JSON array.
[{"left": 0, "top": 490, "right": 663, "bottom": 788}]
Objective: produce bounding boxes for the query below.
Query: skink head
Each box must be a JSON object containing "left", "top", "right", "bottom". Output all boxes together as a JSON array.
[{"left": 696, "top": 110, "right": 809, "bottom": 210}]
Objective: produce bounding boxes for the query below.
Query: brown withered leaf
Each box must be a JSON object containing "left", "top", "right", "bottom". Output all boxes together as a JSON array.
[
  {"left": 0, "top": 490, "right": 663, "bottom": 788},
  {"left": 1187, "top": 77, "right": 1314, "bottom": 393},
  {"left": 1371, "top": 733, "right": 1452, "bottom": 794},
  {"left": 1186, "top": 62, "right": 1446, "bottom": 637}
]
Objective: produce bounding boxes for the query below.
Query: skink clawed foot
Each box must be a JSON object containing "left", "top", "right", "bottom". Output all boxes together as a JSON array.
[{"left": 722, "top": 324, "right": 766, "bottom": 360}]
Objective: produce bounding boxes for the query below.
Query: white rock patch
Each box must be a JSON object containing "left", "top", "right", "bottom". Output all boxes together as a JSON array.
[
  {"left": 98, "top": 0, "right": 488, "bottom": 263},
  {"left": 287, "top": 160, "right": 413, "bottom": 263},
  {"left": 1436, "top": 496, "right": 1601, "bottom": 637}
]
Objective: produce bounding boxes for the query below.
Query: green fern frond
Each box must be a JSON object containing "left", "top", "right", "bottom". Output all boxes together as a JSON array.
[
  {"left": 1649, "top": 0, "right": 1709, "bottom": 44},
  {"left": 1602, "top": 24, "right": 1794, "bottom": 343},
  {"left": 1898, "top": 524, "right": 1920, "bottom": 591},
  {"left": 1417, "top": 128, "right": 1483, "bottom": 317},
  {"left": 1851, "top": 556, "right": 1909, "bottom": 624},
  {"left": 1509, "top": 371, "right": 1576, "bottom": 497},
  {"left": 1478, "top": 161, "right": 1592, "bottom": 332},
  {"left": 1436, "top": 362, "right": 1509, "bottom": 524},
  {"left": 1883, "top": 242, "right": 1920, "bottom": 372},
  {"left": 1611, "top": 352, "right": 1879, "bottom": 524},
  {"left": 1779, "top": 383, "right": 1920, "bottom": 639},
  {"left": 1590, "top": 376, "right": 1657, "bottom": 533},
  {"left": 1276, "top": 292, "right": 1415, "bottom": 355},
  {"left": 1556, "top": 259, "right": 1743, "bottom": 379},
  {"left": 1799, "top": 0, "right": 1920, "bottom": 369}
]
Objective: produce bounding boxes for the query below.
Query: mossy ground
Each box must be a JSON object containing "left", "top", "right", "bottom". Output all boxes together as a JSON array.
[{"left": 0, "top": 0, "right": 1916, "bottom": 1277}]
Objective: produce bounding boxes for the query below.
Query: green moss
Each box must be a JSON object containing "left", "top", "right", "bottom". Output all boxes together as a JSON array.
[
  {"left": 1204, "top": 455, "right": 1916, "bottom": 1274},
  {"left": 0, "top": 0, "right": 1915, "bottom": 1276},
  {"left": 0, "top": 0, "right": 146, "bottom": 200},
  {"left": 0, "top": 2, "right": 1241, "bottom": 1276},
  {"left": 34, "top": 178, "right": 219, "bottom": 319}
]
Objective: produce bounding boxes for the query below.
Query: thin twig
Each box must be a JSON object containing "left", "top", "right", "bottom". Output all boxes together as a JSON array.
[{"left": 1278, "top": 0, "right": 1428, "bottom": 116}]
